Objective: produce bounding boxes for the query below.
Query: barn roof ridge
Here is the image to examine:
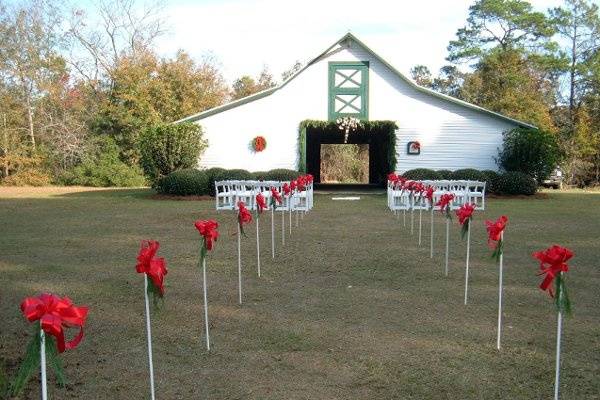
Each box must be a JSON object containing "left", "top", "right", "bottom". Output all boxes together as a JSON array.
[{"left": 175, "top": 32, "right": 536, "bottom": 129}]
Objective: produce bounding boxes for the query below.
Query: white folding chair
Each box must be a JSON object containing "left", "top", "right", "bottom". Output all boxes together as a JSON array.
[
  {"left": 233, "top": 180, "right": 254, "bottom": 209},
  {"left": 215, "top": 180, "right": 235, "bottom": 210},
  {"left": 468, "top": 181, "right": 486, "bottom": 210}
]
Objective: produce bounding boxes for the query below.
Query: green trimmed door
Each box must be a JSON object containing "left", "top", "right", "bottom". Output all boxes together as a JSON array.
[{"left": 328, "top": 61, "right": 369, "bottom": 121}]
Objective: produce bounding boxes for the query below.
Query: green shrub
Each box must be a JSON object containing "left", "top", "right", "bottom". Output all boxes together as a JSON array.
[
  {"left": 156, "top": 169, "right": 210, "bottom": 196},
  {"left": 481, "top": 170, "right": 501, "bottom": 193},
  {"left": 252, "top": 171, "right": 269, "bottom": 180},
  {"left": 451, "top": 168, "right": 487, "bottom": 181},
  {"left": 204, "top": 168, "right": 253, "bottom": 196},
  {"left": 497, "top": 127, "right": 561, "bottom": 183},
  {"left": 261, "top": 169, "right": 300, "bottom": 181},
  {"left": 437, "top": 169, "right": 454, "bottom": 179},
  {"left": 216, "top": 169, "right": 254, "bottom": 181},
  {"left": 401, "top": 168, "right": 442, "bottom": 180},
  {"left": 203, "top": 168, "right": 301, "bottom": 197},
  {"left": 494, "top": 171, "right": 537, "bottom": 195},
  {"left": 2, "top": 169, "right": 52, "bottom": 186},
  {"left": 139, "top": 122, "right": 208, "bottom": 184},
  {"left": 64, "top": 136, "right": 146, "bottom": 187},
  {"left": 204, "top": 167, "right": 228, "bottom": 196}
]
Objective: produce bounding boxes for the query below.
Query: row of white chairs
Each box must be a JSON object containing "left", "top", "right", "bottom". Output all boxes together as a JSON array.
[
  {"left": 388, "top": 180, "right": 486, "bottom": 211},
  {"left": 215, "top": 180, "right": 314, "bottom": 212}
]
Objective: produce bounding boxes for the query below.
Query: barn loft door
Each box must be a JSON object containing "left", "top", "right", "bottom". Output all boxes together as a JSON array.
[{"left": 328, "top": 61, "right": 369, "bottom": 121}]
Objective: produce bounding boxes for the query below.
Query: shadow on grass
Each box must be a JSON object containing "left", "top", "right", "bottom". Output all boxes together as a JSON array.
[{"left": 56, "top": 188, "right": 154, "bottom": 200}]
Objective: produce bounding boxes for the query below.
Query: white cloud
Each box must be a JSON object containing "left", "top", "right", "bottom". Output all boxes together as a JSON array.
[{"left": 155, "top": 0, "right": 566, "bottom": 83}]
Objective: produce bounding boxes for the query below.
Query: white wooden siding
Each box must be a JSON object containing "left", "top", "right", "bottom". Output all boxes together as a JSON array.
[{"left": 194, "top": 39, "right": 517, "bottom": 173}]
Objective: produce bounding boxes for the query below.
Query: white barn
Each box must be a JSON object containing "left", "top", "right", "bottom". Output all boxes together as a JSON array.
[{"left": 177, "top": 33, "right": 534, "bottom": 184}]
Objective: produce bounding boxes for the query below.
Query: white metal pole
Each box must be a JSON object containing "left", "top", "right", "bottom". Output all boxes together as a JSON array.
[
  {"left": 497, "top": 231, "right": 504, "bottom": 350},
  {"left": 238, "top": 223, "right": 242, "bottom": 305},
  {"left": 464, "top": 222, "right": 471, "bottom": 305},
  {"left": 418, "top": 209, "right": 422, "bottom": 246},
  {"left": 202, "top": 258, "right": 210, "bottom": 351},
  {"left": 430, "top": 208, "right": 434, "bottom": 258},
  {"left": 403, "top": 209, "right": 406, "bottom": 227},
  {"left": 282, "top": 210, "right": 285, "bottom": 246},
  {"left": 40, "top": 330, "right": 48, "bottom": 400},
  {"left": 289, "top": 196, "right": 292, "bottom": 235},
  {"left": 143, "top": 275, "right": 156, "bottom": 400},
  {"left": 445, "top": 218, "right": 450, "bottom": 276},
  {"left": 411, "top": 208, "right": 414, "bottom": 235},
  {"left": 271, "top": 208, "right": 275, "bottom": 259},
  {"left": 296, "top": 209, "right": 299, "bottom": 227},
  {"left": 554, "top": 309, "right": 563, "bottom": 400},
  {"left": 256, "top": 218, "right": 261, "bottom": 277}
]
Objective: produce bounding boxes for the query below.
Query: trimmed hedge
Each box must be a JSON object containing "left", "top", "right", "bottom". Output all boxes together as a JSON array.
[
  {"left": 481, "top": 170, "right": 501, "bottom": 193},
  {"left": 259, "top": 168, "right": 300, "bottom": 181},
  {"left": 398, "top": 168, "right": 537, "bottom": 195},
  {"left": 156, "top": 169, "right": 209, "bottom": 196},
  {"left": 402, "top": 168, "right": 442, "bottom": 180},
  {"left": 437, "top": 169, "right": 454, "bottom": 179},
  {"left": 159, "top": 168, "right": 302, "bottom": 196},
  {"left": 451, "top": 168, "right": 487, "bottom": 181},
  {"left": 494, "top": 171, "right": 537, "bottom": 195}
]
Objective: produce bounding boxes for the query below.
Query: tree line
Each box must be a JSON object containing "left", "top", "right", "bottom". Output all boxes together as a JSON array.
[
  {"left": 411, "top": 0, "right": 600, "bottom": 187},
  {"left": 0, "top": 0, "right": 598, "bottom": 187},
  {"left": 0, "top": 0, "right": 298, "bottom": 186}
]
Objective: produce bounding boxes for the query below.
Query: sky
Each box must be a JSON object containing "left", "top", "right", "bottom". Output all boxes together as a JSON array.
[{"left": 154, "top": 0, "right": 567, "bottom": 84}]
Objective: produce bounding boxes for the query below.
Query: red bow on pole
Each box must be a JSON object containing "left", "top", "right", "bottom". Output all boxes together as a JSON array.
[
  {"left": 270, "top": 187, "right": 282, "bottom": 209},
  {"left": 435, "top": 193, "right": 454, "bottom": 218},
  {"left": 533, "top": 245, "right": 573, "bottom": 298},
  {"left": 256, "top": 193, "right": 267, "bottom": 214},
  {"left": 485, "top": 215, "right": 508, "bottom": 262},
  {"left": 456, "top": 203, "right": 476, "bottom": 239},
  {"left": 136, "top": 240, "right": 168, "bottom": 297},
  {"left": 237, "top": 201, "right": 253, "bottom": 235},
  {"left": 195, "top": 220, "right": 219, "bottom": 251},
  {"left": 20, "top": 293, "right": 88, "bottom": 353}
]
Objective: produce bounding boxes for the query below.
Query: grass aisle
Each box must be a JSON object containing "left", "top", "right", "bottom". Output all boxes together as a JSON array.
[{"left": 0, "top": 187, "right": 599, "bottom": 399}]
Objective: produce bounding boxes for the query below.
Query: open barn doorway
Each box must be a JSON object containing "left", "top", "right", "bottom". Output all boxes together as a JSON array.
[
  {"left": 320, "top": 144, "right": 369, "bottom": 184},
  {"left": 300, "top": 120, "right": 397, "bottom": 187}
]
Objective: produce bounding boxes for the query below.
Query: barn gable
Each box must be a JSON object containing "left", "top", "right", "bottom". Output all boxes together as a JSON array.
[{"left": 177, "top": 33, "right": 535, "bottom": 175}]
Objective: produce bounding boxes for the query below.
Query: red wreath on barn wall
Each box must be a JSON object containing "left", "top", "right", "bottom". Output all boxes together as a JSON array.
[{"left": 252, "top": 136, "right": 267, "bottom": 152}]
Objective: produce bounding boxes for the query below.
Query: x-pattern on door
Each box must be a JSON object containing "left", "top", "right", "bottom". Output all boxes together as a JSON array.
[{"left": 328, "top": 61, "right": 369, "bottom": 121}]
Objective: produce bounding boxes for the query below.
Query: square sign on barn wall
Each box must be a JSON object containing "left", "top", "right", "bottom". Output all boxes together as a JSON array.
[{"left": 407, "top": 141, "right": 421, "bottom": 155}]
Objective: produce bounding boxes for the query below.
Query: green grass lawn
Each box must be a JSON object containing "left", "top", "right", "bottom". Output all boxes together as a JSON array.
[{"left": 1, "top": 187, "right": 599, "bottom": 399}]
